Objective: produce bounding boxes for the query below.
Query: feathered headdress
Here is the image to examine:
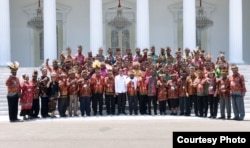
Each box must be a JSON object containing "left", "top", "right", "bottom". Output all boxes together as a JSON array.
[
  {"left": 92, "top": 60, "right": 101, "bottom": 69},
  {"left": 7, "top": 61, "right": 19, "bottom": 71}
]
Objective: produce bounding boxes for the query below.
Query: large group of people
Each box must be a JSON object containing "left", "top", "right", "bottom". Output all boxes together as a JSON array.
[{"left": 5, "top": 45, "right": 247, "bottom": 122}]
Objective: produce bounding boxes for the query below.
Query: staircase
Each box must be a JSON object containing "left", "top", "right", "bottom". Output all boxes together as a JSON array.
[
  {"left": 0, "top": 67, "right": 40, "bottom": 115},
  {"left": 0, "top": 65, "right": 250, "bottom": 115}
]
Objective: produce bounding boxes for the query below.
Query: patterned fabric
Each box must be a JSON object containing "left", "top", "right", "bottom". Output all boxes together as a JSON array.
[
  {"left": 58, "top": 79, "right": 68, "bottom": 96},
  {"left": 74, "top": 53, "right": 85, "bottom": 65},
  {"left": 194, "top": 77, "right": 206, "bottom": 96},
  {"left": 185, "top": 75, "right": 196, "bottom": 95},
  {"left": 137, "top": 77, "right": 148, "bottom": 95},
  {"left": 177, "top": 78, "right": 186, "bottom": 97},
  {"left": 218, "top": 77, "right": 230, "bottom": 99},
  {"left": 78, "top": 79, "right": 92, "bottom": 96},
  {"left": 147, "top": 76, "right": 157, "bottom": 96},
  {"left": 229, "top": 73, "right": 246, "bottom": 95},
  {"left": 67, "top": 78, "right": 78, "bottom": 95},
  {"left": 91, "top": 76, "right": 104, "bottom": 94},
  {"left": 157, "top": 80, "right": 167, "bottom": 101},
  {"left": 31, "top": 80, "right": 39, "bottom": 99},
  {"left": 104, "top": 77, "right": 115, "bottom": 95},
  {"left": 167, "top": 80, "right": 178, "bottom": 99},
  {"left": 20, "top": 82, "right": 34, "bottom": 110},
  {"left": 5, "top": 76, "right": 21, "bottom": 94},
  {"left": 127, "top": 81, "right": 136, "bottom": 96}
]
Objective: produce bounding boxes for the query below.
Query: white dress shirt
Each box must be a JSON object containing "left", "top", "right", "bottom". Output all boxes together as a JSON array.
[{"left": 115, "top": 74, "right": 127, "bottom": 93}]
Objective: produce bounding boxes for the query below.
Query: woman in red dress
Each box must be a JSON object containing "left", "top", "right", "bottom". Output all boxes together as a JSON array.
[{"left": 20, "top": 74, "right": 34, "bottom": 120}]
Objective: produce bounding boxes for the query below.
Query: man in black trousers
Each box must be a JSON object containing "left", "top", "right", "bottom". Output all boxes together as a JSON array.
[{"left": 6, "top": 61, "right": 22, "bottom": 122}]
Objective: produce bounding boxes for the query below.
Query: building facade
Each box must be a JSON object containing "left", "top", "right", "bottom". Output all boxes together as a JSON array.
[{"left": 0, "top": 0, "right": 250, "bottom": 66}]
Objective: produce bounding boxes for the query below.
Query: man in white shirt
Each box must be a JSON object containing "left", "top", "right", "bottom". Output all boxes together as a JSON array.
[{"left": 115, "top": 68, "right": 127, "bottom": 115}]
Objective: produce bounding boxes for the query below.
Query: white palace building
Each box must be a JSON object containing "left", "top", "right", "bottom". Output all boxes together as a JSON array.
[{"left": 0, "top": 0, "right": 250, "bottom": 67}]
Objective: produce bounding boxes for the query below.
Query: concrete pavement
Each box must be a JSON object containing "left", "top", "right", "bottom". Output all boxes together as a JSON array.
[{"left": 0, "top": 115, "right": 250, "bottom": 148}]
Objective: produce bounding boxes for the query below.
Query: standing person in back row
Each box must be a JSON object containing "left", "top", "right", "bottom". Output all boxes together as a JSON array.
[
  {"left": 229, "top": 64, "right": 246, "bottom": 121},
  {"left": 6, "top": 61, "right": 22, "bottom": 122}
]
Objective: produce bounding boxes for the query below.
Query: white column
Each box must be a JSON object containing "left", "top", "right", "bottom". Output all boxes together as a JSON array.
[
  {"left": 136, "top": 0, "right": 149, "bottom": 49},
  {"left": 183, "top": 0, "right": 196, "bottom": 51},
  {"left": 90, "top": 0, "right": 103, "bottom": 56},
  {"left": 229, "top": 0, "right": 244, "bottom": 63},
  {"left": 0, "top": 0, "right": 11, "bottom": 66},
  {"left": 44, "top": 0, "right": 57, "bottom": 61}
]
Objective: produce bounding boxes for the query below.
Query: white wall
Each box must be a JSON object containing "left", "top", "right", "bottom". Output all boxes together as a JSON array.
[
  {"left": 149, "top": 0, "right": 180, "bottom": 54},
  {"left": 243, "top": 0, "right": 250, "bottom": 64},
  {"left": 10, "top": 0, "right": 33, "bottom": 67},
  {"left": 206, "top": 0, "right": 229, "bottom": 62},
  {"left": 59, "top": 0, "right": 90, "bottom": 56}
]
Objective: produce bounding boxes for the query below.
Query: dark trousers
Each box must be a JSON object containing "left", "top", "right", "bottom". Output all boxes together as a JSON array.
[
  {"left": 179, "top": 97, "right": 185, "bottom": 114},
  {"left": 208, "top": 94, "right": 219, "bottom": 117},
  {"left": 41, "top": 96, "right": 49, "bottom": 117},
  {"left": 159, "top": 100, "right": 166, "bottom": 115},
  {"left": 148, "top": 96, "right": 157, "bottom": 115},
  {"left": 32, "top": 98, "right": 40, "bottom": 117},
  {"left": 92, "top": 93, "right": 103, "bottom": 115},
  {"left": 79, "top": 96, "right": 91, "bottom": 116},
  {"left": 189, "top": 95, "right": 198, "bottom": 116},
  {"left": 139, "top": 94, "right": 148, "bottom": 115},
  {"left": 58, "top": 97, "right": 69, "bottom": 117},
  {"left": 184, "top": 97, "right": 191, "bottom": 116},
  {"left": 117, "top": 93, "right": 126, "bottom": 114},
  {"left": 128, "top": 95, "right": 138, "bottom": 115},
  {"left": 105, "top": 94, "right": 115, "bottom": 115},
  {"left": 197, "top": 95, "right": 208, "bottom": 117},
  {"left": 7, "top": 93, "right": 19, "bottom": 121}
]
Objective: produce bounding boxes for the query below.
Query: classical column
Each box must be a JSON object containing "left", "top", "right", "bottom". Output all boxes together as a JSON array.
[
  {"left": 229, "top": 0, "right": 244, "bottom": 63},
  {"left": 44, "top": 0, "right": 57, "bottom": 61},
  {"left": 136, "top": 0, "right": 149, "bottom": 49},
  {"left": 90, "top": 0, "right": 103, "bottom": 56},
  {"left": 183, "top": 0, "right": 196, "bottom": 51},
  {"left": 0, "top": 0, "right": 11, "bottom": 66}
]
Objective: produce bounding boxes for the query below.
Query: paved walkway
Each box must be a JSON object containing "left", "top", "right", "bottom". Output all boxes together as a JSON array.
[{"left": 0, "top": 114, "right": 250, "bottom": 148}]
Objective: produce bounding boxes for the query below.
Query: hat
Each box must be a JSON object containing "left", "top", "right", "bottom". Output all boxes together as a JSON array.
[
  {"left": 92, "top": 60, "right": 101, "bottom": 69},
  {"left": 7, "top": 61, "right": 19, "bottom": 72}
]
